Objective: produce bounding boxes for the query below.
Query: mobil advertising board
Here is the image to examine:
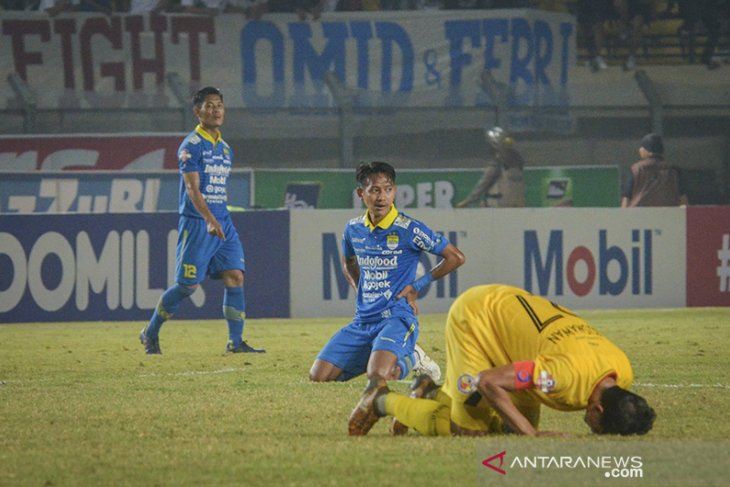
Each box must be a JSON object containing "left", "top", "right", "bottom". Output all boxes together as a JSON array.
[
  {"left": 0, "top": 211, "right": 288, "bottom": 323},
  {"left": 289, "top": 208, "right": 686, "bottom": 318}
]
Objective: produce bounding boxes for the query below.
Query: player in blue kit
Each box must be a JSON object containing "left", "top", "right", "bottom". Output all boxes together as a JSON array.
[
  {"left": 139, "top": 86, "right": 264, "bottom": 355},
  {"left": 307, "top": 161, "right": 465, "bottom": 434}
]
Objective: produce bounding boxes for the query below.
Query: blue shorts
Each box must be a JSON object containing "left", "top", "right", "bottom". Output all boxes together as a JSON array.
[
  {"left": 175, "top": 215, "right": 245, "bottom": 285},
  {"left": 317, "top": 315, "right": 419, "bottom": 381}
]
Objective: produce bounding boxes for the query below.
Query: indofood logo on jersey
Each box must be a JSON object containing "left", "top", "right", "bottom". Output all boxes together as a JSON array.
[
  {"left": 357, "top": 255, "right": 398, "bottom": 269},
  {"left": 523, "top": 229, "right": 654, "bottom": 297}
]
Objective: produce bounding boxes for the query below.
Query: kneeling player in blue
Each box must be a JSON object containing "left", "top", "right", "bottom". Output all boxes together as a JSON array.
[
  {"left": 139, "top": 86, "right": 264, "bottom": 355},
  {"left": 307, "top": 161, "right": 465, "bottom": 435}
]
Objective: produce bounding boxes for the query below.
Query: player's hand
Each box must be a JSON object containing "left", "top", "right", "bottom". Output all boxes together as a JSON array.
[
  {"left": 537, "top": 431, "right": 572, "bottom": 437},
  {"left": 396, "top": 285, "right": 419, "bottom": 315},
  {"left": 206, "top": 220, "right": 225, "bottom": 240}
]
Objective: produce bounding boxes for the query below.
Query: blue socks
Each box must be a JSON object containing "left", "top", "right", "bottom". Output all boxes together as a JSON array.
[
  {"left": 145, "top": 284, "right": 195, "bottom": 337},
  {"left": 223, "top": 286, "right": 246, "bottom": 346}
]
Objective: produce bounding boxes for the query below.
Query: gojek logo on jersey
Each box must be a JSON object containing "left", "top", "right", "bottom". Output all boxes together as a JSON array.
[{"left": 524, "top": 229, "right": 653, "bottom": 296}]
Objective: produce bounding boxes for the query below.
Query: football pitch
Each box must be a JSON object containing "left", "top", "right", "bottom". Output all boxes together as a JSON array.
[{"left": 1, "top": 308, "right": 729, "bottom": 487}]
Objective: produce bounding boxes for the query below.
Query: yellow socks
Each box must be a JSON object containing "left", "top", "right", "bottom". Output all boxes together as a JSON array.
[{"left": 383, "top": 393, "right": 451, "bottom": 436}]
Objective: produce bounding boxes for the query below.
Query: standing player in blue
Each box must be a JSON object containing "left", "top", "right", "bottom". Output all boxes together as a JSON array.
[
  {"left": 139, "top": 86, "right": 264, "bottom": 355},
  {"left": 308, "top": 162, "right": 465, "bottom": 433}
]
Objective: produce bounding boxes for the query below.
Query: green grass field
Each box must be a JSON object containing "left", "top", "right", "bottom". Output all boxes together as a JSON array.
[{"left": 1, "top": 308, "right": 729, "bottom": 487}]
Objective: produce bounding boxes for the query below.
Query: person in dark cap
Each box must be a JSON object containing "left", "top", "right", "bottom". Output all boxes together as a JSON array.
[
  {"left": 621, "top": 133, "right": 688, "bottom": 207},
  {"left": 456, "top": 127, "right": 526, "bottom": 208}
]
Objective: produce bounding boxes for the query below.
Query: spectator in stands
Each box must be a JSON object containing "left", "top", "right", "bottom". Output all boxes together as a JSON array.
[
  {"left": 456, "top": 127, "right": 526, "bottom": 208},
  {"left": 621, "top": 133, "right": 689, "bottom": 207},
  {"left": 126, "top": 0, "right": 174, "bottom": 13},
  {"left": 677, "top": 0, "right": 723, "bottom": 69},
  {"left": 38, "top": 0, "right": 116, "bottom": 14},
  {"left": 226, "top": 0, "right": 268, "bottom": 19},
  {"left": 180, "top": 0, "right": 226, "bottom": 15},
  {"left": 577, "top": 0, "right": 614, "bottom": 72},
  {"left": 613, "top": 0, "right": 655, "bottom": 71}
]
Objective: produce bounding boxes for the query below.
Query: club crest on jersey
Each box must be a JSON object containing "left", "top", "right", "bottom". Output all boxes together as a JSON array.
[
  {"left": 386, "top": 233, "right": 399, "bottom": 250},
  {"left": 536, "top": 370, "right": 556, "bottom": 393},
  {"left": 457, "top": 374, "right": 477, "bottom": 395}
]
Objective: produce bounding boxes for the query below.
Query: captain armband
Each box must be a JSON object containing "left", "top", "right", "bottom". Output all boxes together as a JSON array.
[
  {"left": 411, "top": 273, "right": 433, "bottom": 292},
  {"left": 513, "top": 361, "right": 535, "bottom": 390}
]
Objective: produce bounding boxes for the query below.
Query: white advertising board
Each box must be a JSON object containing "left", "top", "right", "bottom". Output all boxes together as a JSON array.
[{"left": 289, "top": 208, "right": 686, "bottom": 318}]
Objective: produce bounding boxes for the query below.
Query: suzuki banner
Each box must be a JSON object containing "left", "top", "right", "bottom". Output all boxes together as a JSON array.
[
  {"left": 0, "top": 171, "right": 252, "bottom": 214},
  {"left": 0, "top": 10, "right": 575, "bottom": 111}
]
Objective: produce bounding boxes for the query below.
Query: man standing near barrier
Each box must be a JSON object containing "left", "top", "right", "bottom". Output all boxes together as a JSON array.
[
  {"left": 139, "top": 86, "right": 264, "bottom": 355},
  {"left": 621, "top": 133, "right": 688, "bottom": 208},
  {"left": 309, "top": 162, "right": 464, "bottom": 433}
]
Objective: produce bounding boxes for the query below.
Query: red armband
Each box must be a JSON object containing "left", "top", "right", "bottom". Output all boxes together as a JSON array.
[{"left": 513, "top": 361, "right": 535, "bottom": 390}]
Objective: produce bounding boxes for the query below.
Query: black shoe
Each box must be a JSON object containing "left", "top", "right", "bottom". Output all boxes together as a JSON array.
[
  {"left": 226, "top": 340, "right": 266, "bottom": 353},
  {"left": 139, "top": 328, "right": 161, "bottom": 355}
]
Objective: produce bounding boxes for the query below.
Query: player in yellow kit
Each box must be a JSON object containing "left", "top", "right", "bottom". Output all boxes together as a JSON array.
[{"left": 348, "top": 284, "right": 656, "bottom": 436}]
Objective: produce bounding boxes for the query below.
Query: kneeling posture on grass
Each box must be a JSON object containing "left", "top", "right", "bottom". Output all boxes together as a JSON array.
[{"left": 348, "top": 284, "right": 656, "bottom": 437}]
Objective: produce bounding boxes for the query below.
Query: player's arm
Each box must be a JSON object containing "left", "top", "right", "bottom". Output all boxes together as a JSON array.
[
  {"left": 182, "top": 171, "right": 225, "bottom": 240},
  {"left": 342, "top": 255, "right": 359, "bottom": 292},
  {"left": 396, "top": 243, "right": 465, "bottom": 314},
  {"left": 475, "top": 363, "right": 538, "bottom": 437}
]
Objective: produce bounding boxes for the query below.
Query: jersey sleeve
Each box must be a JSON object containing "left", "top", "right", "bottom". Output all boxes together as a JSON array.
[
  {"left": 341, "top": 225, "right": 355, "bottom": 258},
  {"left": 409, "top": 219, "right": 450, "bottom": 256},
  {"left": 178, "top": 139, "right": 202, "bottom": 174}
]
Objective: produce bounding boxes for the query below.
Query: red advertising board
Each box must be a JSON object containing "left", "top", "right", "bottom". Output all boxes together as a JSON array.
[
  {"left": 0, "top": 134, "right": 183, "bottom": 171},
  {"left": 686, "top": 206, "right": 730, "bottom": 306}
]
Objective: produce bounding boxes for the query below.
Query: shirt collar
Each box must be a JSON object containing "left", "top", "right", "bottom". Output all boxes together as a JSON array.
[
  {"left": 364, "top": 205, "right": 398, "bottom": 231},
  {"left": 195, "top": 124, "right": 221, "bottom": 145}
]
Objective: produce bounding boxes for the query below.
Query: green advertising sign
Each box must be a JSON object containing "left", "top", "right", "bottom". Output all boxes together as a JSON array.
[{"left": 253, "top": 167, "right": 619, "bottom": 209}]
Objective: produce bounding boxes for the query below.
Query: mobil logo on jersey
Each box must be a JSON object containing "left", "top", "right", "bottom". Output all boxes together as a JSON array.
[{"left": 523, "top": 228, "right": 654, "bottom": 298}]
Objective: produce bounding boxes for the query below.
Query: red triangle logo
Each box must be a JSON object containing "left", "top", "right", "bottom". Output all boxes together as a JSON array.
[{"left": 482, "top": 450, "right": 507, "bottom": 475}]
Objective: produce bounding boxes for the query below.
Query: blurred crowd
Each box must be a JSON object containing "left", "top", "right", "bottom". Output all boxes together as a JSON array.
[
  {"left": 578, "top": 0, "right": 730, "bottom": 71},
  {"left": 0, "top": 0, "right": 562, "bottom": 20},
  {"left": 1, "top": 0, "right": 727, "bottom": 69}
]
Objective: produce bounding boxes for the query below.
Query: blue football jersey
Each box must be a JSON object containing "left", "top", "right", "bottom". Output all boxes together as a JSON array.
[
  {"left": 177, "top": 125, "right": 233, "bottom": 219},
  {"left": 342, "top": 206, "right": 450, "bottom": 322}
]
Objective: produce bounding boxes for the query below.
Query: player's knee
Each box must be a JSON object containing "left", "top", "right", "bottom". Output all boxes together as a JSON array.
[{"left": 309, "top": 360, "right": 339, "bottom": 382}]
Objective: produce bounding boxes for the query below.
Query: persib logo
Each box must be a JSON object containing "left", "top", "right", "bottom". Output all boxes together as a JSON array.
[{"left": 524, "top": 229, "right": 653, "bottom": 297}]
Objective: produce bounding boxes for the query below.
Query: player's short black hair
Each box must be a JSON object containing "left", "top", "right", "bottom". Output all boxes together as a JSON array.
[
  {"left": 356, "top": 161, "right": 396, "bottom": 187},
  {"left": 192, "top": 86, "right": 223, "bottom": 107},
  {"left": 600, "top": 386, "right": 656, "bottom": 435}
]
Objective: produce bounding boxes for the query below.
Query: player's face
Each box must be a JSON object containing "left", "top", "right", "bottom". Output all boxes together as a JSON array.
[
  {"left": 358, "top": 172, "right": 396, "bottom": 226},
  {"left": 195, "top": 94, "right": 225, "bottom": 132}
]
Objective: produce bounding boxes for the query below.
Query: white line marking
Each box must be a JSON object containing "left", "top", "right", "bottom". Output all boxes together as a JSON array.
[
  {"left": 633, "top": 382, "right": 730, "bottom": 390},
  {"left": 138, "top": 367, "right": 246, "bottom": 378}
]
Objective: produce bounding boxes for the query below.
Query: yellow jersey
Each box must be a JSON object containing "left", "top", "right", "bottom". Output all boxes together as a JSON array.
[{"left": 444, "top": 284, "right": 633, "bottom": 411}]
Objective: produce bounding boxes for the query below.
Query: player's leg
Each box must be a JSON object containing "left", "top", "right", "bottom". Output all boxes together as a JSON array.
[
  {"left": 140, "top": 217, "right": 210, "bottom": 354},
  {"left": 347, "top": 317, "right": 418, "bottom": 435},
  {"left": 367, "top": 315, "right": 419, "bottom": 380},
  {"left": 310, "top": 322, "right": 374, "bottom": 382},
  {"left": 210, "top": 218, "right": 264, "bottom": 353},
  {"left": 387, "top": 374, "right": 451, "bottom": 436},
  {"left": 441, "top": 294, "right": 502, "bottom": 435}
]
